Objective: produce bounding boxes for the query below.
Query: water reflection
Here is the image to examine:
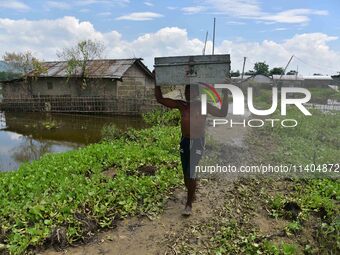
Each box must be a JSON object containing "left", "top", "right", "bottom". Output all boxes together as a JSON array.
[{"left": 0, "top": 112, "right": 145, "bottom": 171}]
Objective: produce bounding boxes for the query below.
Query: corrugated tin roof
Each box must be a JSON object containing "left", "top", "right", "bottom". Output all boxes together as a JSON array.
[
  {"left": 272, "top": 75, "right": 333, "bottom": 81},
  {"left": 232, "top": 74, "right": 273, "bottom": 84},
  {"left": 303, "top": 75, "right": 333, "bottom": 80},
  {"left": 27, "top": 58, "right": 152, "bottom": 79},
  {"left": 272, "top": 75, "right": 304, "bottom": 81}
]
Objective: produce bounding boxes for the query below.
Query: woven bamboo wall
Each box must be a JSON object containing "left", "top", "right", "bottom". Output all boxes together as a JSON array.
[{"left": 0, "top": 97, "right": 163, "bottom": 116}]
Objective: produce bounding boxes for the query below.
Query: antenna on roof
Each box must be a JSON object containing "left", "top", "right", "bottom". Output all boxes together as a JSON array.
[
  {"left": 202, "top": 31, "right": 208, "bottom": 55},
  {"left": 212, "top": 17, "right": 216, "bottom": 55}
]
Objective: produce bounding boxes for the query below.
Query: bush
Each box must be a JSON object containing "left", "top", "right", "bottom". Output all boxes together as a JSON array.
[
  {"left": 101, "top": 124, "right": 122, "bottom": 141},
  {"left": 143, "top": 109, "right": 180, "bottom": 126},
  {"left": 0, "top": 125, "right": 182, "bottom": 254}
]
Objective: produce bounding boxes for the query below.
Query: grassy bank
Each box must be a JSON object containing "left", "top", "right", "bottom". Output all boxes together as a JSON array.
[
  {"left": 173, "top": 108, "right": 339, "bottom": 254},
  {"left": 0, "top": 110, "right": 182, "bottom": 254},
  {"left": 214, "top": 109, "right": 339, "bottom": 254}
]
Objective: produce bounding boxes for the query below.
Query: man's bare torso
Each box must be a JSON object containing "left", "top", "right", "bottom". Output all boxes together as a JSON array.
[{"left": 180, "top": 101, "right": 206, "bottom": 139}]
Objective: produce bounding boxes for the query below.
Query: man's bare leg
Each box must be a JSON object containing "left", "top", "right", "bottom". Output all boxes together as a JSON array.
[{"left": 183, "top": 178, "right": 196, "bottom": 216}]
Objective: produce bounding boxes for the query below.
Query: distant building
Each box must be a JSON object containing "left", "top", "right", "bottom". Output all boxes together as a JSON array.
[
  {"left": 1, "top": 58, "right": 154, "bottom": 99},
  {"left": 302, "top": 75, "right": 334, "bottom": 87},
  {"left": 272, "top": 75, "right": 304, "bottom": 87},
  {"left": 232, "top": 74, "right": 335, "bottom": 88},
  {"left": 331, "top": 74, "right": 340, "bottom": 85},
  {"left": 273, "top": 75, "right": 333, "bottom": 88},
  {"left": 232, "top": 74, "right": 273, "bottom": 85}
]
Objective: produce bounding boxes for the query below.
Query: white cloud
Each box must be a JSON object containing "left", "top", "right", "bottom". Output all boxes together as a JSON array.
[
  {"left": 144, "top": 1, "right": 154, "bottom": 7},
  {"left": 116, "top": 12, "right": 163, "bottom": 21},
  {"left": 217, "top": 33, "right": 340, "bottom": 74},
  {"left": 207, "top": 0, "right": 262, "bottom": 17},
  {"left": 0, "top": 0, "right": 30, "bottom": 11},
  {"left": 45, "top": 1, "right": 71, "bottom": 10},
  {"left": 0, "top": 16, "right": 339, "bottom": 75},
  {"left": 75, "top": 0, "right": 129, "bottom": 6},
  {"left": 181, "top": 6, "right": 206, "bottom": 14},
  {"left": 44, "top": 0, "right": 128, "bottom": 10},
  {"left": 261, "top": 9, "right": 329, "bottom": 24},
  {"left": 203, "top": 0, "right": 328, "bottom": 24},
  {"left": 0, "top": 16, "right": 106, "bottom": 60}
]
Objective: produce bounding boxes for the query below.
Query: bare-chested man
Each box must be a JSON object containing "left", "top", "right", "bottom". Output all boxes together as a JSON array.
[{"left": 155, "top": 84, "right": 229, "bottom": 216}]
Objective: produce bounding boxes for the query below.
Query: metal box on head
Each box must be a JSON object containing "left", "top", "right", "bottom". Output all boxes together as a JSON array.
[{"left": 154, "top": 54, "right": 231, "bottom": 86}]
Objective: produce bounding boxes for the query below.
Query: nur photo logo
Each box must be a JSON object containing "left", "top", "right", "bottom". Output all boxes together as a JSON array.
[{"left": 199, "top": 84, "right": 312, "bottom": 128}]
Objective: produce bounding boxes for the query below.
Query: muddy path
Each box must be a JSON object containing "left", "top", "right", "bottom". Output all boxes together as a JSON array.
[
  {"left": 42, "top": 178, "right": 235, "bottom": 255},
  {"left": 41, "top": 144, "right": 248, "bottom": 255},
  {"left": 41, "top": 117, "right": 250, "bottom": 255}
]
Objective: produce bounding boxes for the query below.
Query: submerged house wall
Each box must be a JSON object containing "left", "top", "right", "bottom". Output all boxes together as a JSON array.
[
  {"left": 2, "top": 80, "right": 32, "bottom": 99},
  {"left": 31, "top": 78, "right": 118, "bottom": 98},
  {"left": 0, "top": 59, "right": 159, "bottom": 115},
  {"left": 117, "top": 64, "right": 154, "bottom": 98}
]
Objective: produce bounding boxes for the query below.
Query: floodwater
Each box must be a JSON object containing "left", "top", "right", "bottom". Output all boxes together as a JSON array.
[{"left": 0, "top": 112, "right": 145, "bottom": 171}]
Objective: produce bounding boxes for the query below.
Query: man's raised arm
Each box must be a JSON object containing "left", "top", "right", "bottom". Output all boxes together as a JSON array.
[
  {"left": 207, "top": 89, "right": 229, "bottom": 117},
  {"left": 155, "top": 84, "right": 183, "bottom": 109}
]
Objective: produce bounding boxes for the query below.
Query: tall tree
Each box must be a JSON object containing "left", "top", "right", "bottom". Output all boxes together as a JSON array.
[
  {"left": 2, "top": 51, "right": 46, "bottom": 79},
  {"left": 57, "top": 40, "right": 105, "bottom": 88},
  {"left": 269, "top": 67, "right": 285, "bottom": 76},
  {"left": 287, "top": 70, "right": 298, "bottom": 75},
  {"left": 254, "top": 62, "right": 269, "bottom": 75},
  {"left": 245, "top": 70, "right": 255, "bottom": 75},
  {"left": 230, "top": 70, "right": 240, "bottom": 77}
]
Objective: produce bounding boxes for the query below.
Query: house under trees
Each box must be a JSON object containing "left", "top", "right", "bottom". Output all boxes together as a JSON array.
[{"left": 0, "top": 59, "right": 158, "bottom": 115}]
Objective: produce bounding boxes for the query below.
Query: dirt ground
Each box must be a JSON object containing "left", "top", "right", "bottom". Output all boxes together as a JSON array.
[
  {"left": 41, "top": 115, "right": 249, "bottom": 255},
  {"left": 41, "top": 178, "right": 235, "bottom": 255},
  {"left": 39, "top": 129, "right": 327, "bottom": 255}
]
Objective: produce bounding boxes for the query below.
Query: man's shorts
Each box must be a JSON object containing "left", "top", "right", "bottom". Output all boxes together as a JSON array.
[{"left": 180, "top": 136, "right": 205, "bottom": 179}]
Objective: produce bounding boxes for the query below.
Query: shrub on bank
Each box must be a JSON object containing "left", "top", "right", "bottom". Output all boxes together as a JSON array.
[
  {"left": 143, "top": 108, "right": 181, "bottom": 126},
  {"left": 0, "top": 111, "right": 182, "bottom": 254}
]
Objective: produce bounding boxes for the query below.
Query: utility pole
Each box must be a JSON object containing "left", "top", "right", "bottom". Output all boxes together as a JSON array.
[
  {"left": 212, "top": 17, "right": 216, "bottom": 55},
  {"left": 241, "top": 57, "right": 247, "bottom": 80},
  {"left": 281, "top": 55, "right": 294, "bottom": 79}
]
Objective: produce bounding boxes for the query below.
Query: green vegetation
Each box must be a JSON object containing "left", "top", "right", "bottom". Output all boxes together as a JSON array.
[
  {"left": 2, "top": 51, "right": 47, "bottom": 80},
  {"left": 174, "top": 100, "right": 339, "bottom": 254},
  {"left": 217, "top": 109, "right": 339, "bottom": 254},
  {"left": 269, "top": 109, "right": 340, "bottom": 166},
  {"left": 57, "top": 39, "right": 105, "bottom": 89},
  {"left": 254, "top": 61, "right": 269, "bottom": 75},
  {"left": 0, "top": 110, "right": 182, "bottom": 254},
  {"left": 0, "top": 71, "right": 22, "bottom": 82},
  {"left": 142, "top": 108, "right": 181, "bottom": 126},
  {"left": 269, "top": 67, "right": 285, "bottom": 76},
  {"left": 308, "top": 87, "right": 340, "bottom": 103}
]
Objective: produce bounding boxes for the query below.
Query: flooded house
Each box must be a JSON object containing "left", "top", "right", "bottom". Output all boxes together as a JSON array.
[
  {"left": 1, "top": 58, "right": 154, "bottom": 99},
  {"left": 0, "top": 59, "right": 157, "bottom": 114}
]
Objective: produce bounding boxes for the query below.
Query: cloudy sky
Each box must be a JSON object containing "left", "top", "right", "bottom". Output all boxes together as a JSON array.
[{"left": 0, "top": 0, "right": 339, "bottom": 75}]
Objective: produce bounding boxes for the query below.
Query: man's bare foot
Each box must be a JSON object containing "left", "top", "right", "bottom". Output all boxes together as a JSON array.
[{"left": 182, "top": 205, "right": 192, "bottom": 216}]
